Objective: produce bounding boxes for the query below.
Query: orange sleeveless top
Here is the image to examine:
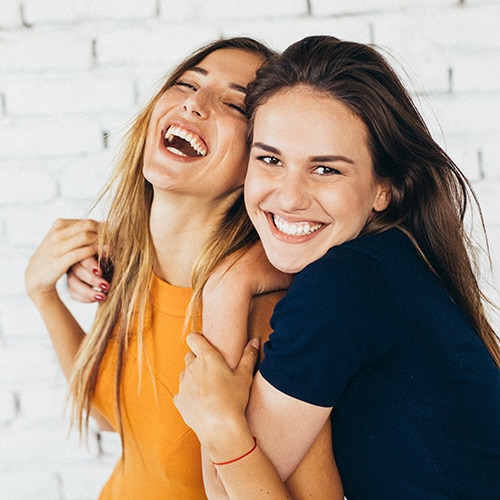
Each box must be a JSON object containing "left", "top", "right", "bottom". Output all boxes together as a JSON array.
[{"left": 93, "top": 275, "right": 207, "bottom": 499}]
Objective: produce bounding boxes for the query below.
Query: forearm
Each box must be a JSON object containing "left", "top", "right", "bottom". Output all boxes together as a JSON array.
[
  {"left": 175, "top": 335, "right": 342, "bottom": 498},
  {"left": 30, "top": 289, "right": 86, "bottom": 381},
  {"left": 200, "top": 289, "right": 255, "bottom": 498},
  {"left": 202, "top": 420, "right": 292, "bottom": 500}
]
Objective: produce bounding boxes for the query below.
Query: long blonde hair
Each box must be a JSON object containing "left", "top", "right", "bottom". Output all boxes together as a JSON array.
[{"left": 69, "top": 38, "right": 274, "bottom": 435}]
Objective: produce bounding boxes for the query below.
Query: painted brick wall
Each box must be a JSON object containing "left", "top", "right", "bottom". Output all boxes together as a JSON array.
[{"left": 1, "top": 1, "right": 499, "bottom": 498}]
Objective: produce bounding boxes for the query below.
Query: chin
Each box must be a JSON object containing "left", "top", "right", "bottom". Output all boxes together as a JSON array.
[{"left": 268, "top": 257, "right": 307, "bottom": 275}]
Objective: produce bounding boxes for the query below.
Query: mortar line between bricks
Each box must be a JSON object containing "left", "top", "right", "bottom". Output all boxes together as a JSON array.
[{"left": 19, "top": 3, "right": 30, "bottom": 28}]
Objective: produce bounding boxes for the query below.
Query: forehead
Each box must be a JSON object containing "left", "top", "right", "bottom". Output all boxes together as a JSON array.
[
  {"left": 256, "top": 86, "right": 368, "bottom": 140},
  {"left": 188, "top": 48, "right": 265, "bottom": 88}
]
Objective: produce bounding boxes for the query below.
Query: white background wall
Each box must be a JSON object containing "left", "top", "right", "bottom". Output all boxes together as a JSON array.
[{"left": 1, "top": 1, "right": 499, "bottom": 498}]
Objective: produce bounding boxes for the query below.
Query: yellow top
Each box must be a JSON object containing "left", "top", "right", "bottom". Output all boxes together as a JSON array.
[
  {"left": 93, "top": 275, "right": 207, "bottom": 499},
  {"left": 92, "top": 275, "right": 342, "bottom": 499}
]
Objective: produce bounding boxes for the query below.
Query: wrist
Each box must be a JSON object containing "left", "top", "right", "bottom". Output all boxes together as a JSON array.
[
  {"left": 28, "top": 286, "right": 60, "bottom": 307},
  {"left": 211, "top": 436, "right": 257, "bottom": 466},
  {"left": 205, "top": 426, "right": 256, "bottom": 466},
  {"left": 200, "top": 416, "right": 255, "bottom": 464}
]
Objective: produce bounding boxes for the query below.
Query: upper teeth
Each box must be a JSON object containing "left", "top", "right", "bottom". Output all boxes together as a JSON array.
[
  {"left": 165, "top": 125, "right": 208, "bottom": 157},
  {"left": 274, "top": 215, "right": 323, "bottom": 236}
]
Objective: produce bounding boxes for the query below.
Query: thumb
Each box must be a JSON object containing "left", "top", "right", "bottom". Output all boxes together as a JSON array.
[{"left": 236, "top": 337, "right": 260, "bottom": 375}]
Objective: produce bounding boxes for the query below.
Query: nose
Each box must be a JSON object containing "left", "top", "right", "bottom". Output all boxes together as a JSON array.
[
  {"left": 276, "top": 169, "right": 311, "bottom": 212},
  {"left": 182, "top": 90, "right": 210, "bottom": 119}
]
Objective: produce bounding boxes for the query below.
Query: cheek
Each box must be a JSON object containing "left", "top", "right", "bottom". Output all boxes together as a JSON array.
[
  {"left": 243, "top": 169, "right": 264, "bottom": 212},
  {"left": 225, "top": 125, "right": 249, "bottom": 162}
]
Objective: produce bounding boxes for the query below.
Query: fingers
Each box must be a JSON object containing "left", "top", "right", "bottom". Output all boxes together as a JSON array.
[
  {"left": 67, "top": 268, "right": 106, "bottom": 303},
  {"left": 38, "top": 219, "right": 99, "bottom": 272},
  {"left": 66, "top": 256, "right": 110, "bottom": 303},
  {"left": 236, "top": 338, "right": 260, "bottom": 376},
  {"left": 183, "top": 351, "right": 195, "bottom": 366},
  {"left": 25, "top": 218, "right": 103, "bottom": 300},
  {"left": 70, "top": 258, "right": 98, "bottom": 281},
  {"left": 53, "top": 220, "right": 99, "bottom": 259},
  {"left": 50, "top": 218, "right": 99, "bottom": 249},
  {"left": 185, "top": 332, "right": 218, "bottom": 359}
]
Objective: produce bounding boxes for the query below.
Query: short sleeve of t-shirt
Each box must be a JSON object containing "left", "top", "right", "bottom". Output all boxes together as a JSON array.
[{"left": 259, "top": 246, "right": 403, "bottom": 408}]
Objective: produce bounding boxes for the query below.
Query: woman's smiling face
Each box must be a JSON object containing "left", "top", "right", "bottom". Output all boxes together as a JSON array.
[
  {"left": 143, "top": 48, "right": 265, "bottom": 199},
  {"left": 244, "top": 85, "right": 391, "bottom": 273}
]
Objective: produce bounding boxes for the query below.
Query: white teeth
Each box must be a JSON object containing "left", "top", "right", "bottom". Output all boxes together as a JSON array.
[
  {"left": 164, "top": 125, "right": 208, "bottom": 157},
  {"left": 273, "top": 215, "right": 322, "bottom": 236}
]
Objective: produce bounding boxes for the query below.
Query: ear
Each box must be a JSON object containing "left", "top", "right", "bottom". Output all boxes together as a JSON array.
[{"left": 373, "top": 182, "right": 392, "bottom": 212}]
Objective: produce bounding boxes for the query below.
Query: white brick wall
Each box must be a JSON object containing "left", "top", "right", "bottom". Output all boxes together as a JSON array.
[{"left": 1, "top": 1, "right": 499, "bottom": 498}]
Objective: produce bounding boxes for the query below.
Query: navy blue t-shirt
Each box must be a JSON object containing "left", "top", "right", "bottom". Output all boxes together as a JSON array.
[{"left": 260, "top": 229, "right": 500, "bottom": 499}]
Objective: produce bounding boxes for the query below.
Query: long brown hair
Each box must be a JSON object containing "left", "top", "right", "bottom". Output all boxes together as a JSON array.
[
  {"left": 69, "top": 37, "right": 274, "bottom": 435},
  {"left": 245, "top": 35, "right": 500, "bottom": 366}
]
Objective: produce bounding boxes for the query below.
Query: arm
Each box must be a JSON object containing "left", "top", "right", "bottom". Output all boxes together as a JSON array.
[
  {"left": 175, "top": 335, "right": 343, "bottom": 499},
  {"left": 25, "top": 219, "right": 113, "bottom": 431},
  {"left": 184, "top": 243, "right": 341, "bottom": 498},
  {"left": 201, "top": 241, "right": 290, "bottom": 368},
  {"left": 25, "top": 219, "right": 101, "bottom": 379},
  {"left": 200, "top": 242, "right": 291, "bottom": 497},
  {"left": 247, "top": 372, "right": 332, "bottom": 480},
  {"left": 176, "top": 336, "right": 293, "bottom": 499}
]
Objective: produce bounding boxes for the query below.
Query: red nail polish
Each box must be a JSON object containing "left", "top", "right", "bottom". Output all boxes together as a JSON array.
[
  {"left": 95, "top": 294, "right": 105, "bottom": 302},
  {"left": 93, "top": 268, "right": 100, "bottom": 276},
  {"left": 100, "top": 283, "right": 109, "bottom": 292}
]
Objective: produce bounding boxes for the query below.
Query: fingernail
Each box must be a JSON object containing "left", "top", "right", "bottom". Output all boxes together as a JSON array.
[
  {"left": 93, "top": 268, "right": 100, "bottom": 276},
  {"left": 95, "top": 294, "right": 105, "bottom": 302},
  {"left": 99, "top": 283, "right": 109, "bottom": 292}
]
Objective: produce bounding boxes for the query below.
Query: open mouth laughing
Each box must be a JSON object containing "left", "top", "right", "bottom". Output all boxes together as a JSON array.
[{"left": 163, "top": 124, "right": 208, "bottom": 158}]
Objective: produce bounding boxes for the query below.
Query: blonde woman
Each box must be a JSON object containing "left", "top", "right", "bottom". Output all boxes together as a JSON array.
[{"left": 25, "top": 38, "right": 341, "bottom": 499}]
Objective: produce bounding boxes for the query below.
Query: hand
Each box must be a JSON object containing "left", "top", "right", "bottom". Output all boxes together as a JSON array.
[
  {"left": 25, "top": 219, "right": 100, "bottom": 304},
  {"left": 174, "top": 333, "right": 260, "bottom": 446},
  {"left": 67, "top": 254, "right": 111, "bottom": 303}
]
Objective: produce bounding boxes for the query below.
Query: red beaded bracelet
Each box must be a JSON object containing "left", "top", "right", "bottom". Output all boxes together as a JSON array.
[{"left": 212, "top": 436, "right": 258, "bottom": 466}]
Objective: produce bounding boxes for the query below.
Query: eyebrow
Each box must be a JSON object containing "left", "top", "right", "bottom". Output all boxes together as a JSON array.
[
  {"left": 252, "top": 142, "right": 354, "bottom": 164},
  {"left": 188, "top": 66, "right": 248, "bottom": 94}
]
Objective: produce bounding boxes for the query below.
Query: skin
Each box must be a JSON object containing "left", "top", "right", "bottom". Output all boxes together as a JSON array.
[
  {"left": 145, "top": 48, "right": 266, "bottom": 287},
  {"left": 25, "top": 48, "right": 263, "bottom": 367},
  {"left": 27, "top": 54, "right": 342, "bottom": 499},
  {"left": 175, "top": 85, "right": 391, "bottom": 494},
  {"left": 143, "top": 49, "right": 255, "bottom": 200},
  {"left": 245, "top": 85, "right": 391, "bottom": 274}
]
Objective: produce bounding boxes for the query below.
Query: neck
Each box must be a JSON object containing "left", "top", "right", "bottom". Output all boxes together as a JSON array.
[{"left": 149, "top": 188, "right": 241, "bottom": 287}]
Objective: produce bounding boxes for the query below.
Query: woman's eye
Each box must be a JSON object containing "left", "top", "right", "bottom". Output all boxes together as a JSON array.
[
  {"left": 226, "top": 103, "right": 246, "bottom": 115},
  {"left": 314, "top": 165, "right": 340, "bottom": 175},
  {"left": 174, "top": 80, "right": 197, "bottom": 91},
  {"left": 258, "top": 155, "right": 282, "bottom": 166}
]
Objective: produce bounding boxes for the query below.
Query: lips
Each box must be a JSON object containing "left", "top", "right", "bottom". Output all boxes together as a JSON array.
[{"left": 163, "top": 124, "right": 208, "bottom": 158}]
